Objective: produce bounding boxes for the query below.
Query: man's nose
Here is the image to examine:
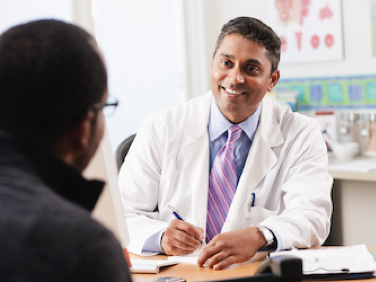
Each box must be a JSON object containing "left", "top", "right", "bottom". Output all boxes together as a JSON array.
[{"left": 227, "top": 67, "right": 245, "bottom": 84}]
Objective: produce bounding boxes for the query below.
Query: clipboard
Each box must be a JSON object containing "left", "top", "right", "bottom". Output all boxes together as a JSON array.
[{"left": 270, "top": 245, "right": 376, "bottom": 280}]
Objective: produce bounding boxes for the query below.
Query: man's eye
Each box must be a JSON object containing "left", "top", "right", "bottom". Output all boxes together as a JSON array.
[
  {"left": 247, "top": 65, "right": 258, "bottom": 72},
  {"left": 221, "top": 60, "right": 231, "bottom": 67}
]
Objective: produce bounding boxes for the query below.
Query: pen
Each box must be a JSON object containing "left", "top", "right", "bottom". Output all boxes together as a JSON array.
[
  {"left": 248, "top": 192, "right": 255, "bottom": 211},
  {"left": 168, "top": 204, "right": 206, "bottom": 247}
]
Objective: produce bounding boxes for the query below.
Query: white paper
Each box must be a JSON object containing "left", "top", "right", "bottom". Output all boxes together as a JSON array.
[
  {"left": 270, "top": 245, "right": 376, "bottom": 275},
  {"left": 167, "top": 248, "right": 269, "bottom": 266},
  {"left": 328, "top": 160, "right": 376, "bottom": 173},
  {"left": 130, "top": 259, "right": 178, "bottom": 273},
  {"left": 139, "top": 251, "right": 159, "bottom": 257},
  {"left": 167, "top": 248, "right": 203, "bottom": 265}
]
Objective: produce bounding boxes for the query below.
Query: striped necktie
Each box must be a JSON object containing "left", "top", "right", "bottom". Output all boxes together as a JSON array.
[{"left": 206, "top": 125, "right": 242, "bottom": 242}]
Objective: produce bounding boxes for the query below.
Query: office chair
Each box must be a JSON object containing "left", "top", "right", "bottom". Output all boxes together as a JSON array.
[{"left": 115, "top": 133, "right": 136, "bottom": 172}]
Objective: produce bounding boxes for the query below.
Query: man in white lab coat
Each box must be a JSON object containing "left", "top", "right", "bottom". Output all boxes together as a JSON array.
[{"left": 119, "top": 16, "right": 332, "bottom": 270}]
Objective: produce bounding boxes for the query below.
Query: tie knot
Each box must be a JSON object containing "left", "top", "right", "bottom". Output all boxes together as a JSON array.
[{"left": 227, "top": 125, "right": 242, "bottom": 144}]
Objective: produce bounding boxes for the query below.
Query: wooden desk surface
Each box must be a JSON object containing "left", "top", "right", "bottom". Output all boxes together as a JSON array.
[{"left": 131, "top": 246, "right": 376, "bottom": 282}]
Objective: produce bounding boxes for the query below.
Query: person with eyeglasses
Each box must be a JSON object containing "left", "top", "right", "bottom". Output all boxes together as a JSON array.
[
  {"left": 0, "top": 20, "right": 131, "bottom": 281},
  {"left": 93, "top": 96, "right": 119, "bottom": 116}
]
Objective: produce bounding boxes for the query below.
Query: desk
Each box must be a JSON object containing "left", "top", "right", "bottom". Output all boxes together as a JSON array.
[{"left": 131, "top": 246, "right": 376, "bottom": 282}]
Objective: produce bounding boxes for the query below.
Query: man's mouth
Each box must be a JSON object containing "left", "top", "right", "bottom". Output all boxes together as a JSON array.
[{"left": 221, "top": 86, "right": 247, "bottom": 96}]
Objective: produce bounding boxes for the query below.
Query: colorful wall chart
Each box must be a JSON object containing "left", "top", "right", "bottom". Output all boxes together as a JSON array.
[
  {"left": 275, "top": 75, "right": 376, "bottom": 111},
  {"left": 270, "top": 0, "right": 343, "bottom": 63}
]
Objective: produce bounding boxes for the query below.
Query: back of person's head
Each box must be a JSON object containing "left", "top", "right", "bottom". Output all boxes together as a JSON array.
[
  {"left": 213, "top": 17, "right": 281, "bottom": 75},
  {"left": 0, "top": 19, "right": 107, "bottom": 145}
]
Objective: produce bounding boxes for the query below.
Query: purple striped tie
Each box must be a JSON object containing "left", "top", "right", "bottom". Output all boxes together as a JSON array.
[{"left": 206, "top": 125, "right": 242, "bottom": 242}]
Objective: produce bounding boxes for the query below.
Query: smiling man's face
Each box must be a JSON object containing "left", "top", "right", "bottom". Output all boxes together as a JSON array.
[{"left": 210, "top": 33, "right": 280, "bottom": 124}]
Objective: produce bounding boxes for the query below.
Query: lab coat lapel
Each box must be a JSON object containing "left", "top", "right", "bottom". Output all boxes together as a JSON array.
[{"left": 183, "top": 92, "right": 212, "bottom": 229}]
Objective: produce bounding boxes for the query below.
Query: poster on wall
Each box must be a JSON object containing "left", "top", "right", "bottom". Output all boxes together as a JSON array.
[{"left": 269, "top": 0, "right": 344, "bottom": 64}]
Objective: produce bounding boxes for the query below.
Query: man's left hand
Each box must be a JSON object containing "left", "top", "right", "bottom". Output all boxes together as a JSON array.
[{"left": 197, "top": 226, "right": 266, "bottom": 270}]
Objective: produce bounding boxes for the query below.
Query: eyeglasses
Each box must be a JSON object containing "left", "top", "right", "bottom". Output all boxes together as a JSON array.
[{"left": 92, "top": 96, "right": 119, "bottom": 116}]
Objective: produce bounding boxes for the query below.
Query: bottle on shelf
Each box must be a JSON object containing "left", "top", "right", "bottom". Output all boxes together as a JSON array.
[{"left": 360, "top": 113, "right": 376, "bottom": 157}]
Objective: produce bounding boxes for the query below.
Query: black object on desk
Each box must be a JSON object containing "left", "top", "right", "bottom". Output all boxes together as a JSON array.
[
  {"left": 206, "top": 255, "right": 303, "bottom": 282},
  {"left": 255, "top": 255, "right": 303, "bottom": 281}
]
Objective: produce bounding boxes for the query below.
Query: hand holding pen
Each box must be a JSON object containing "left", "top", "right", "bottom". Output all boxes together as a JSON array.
[
  {"left": 168, "top": 204, "right": 206, "bottom": 247},
  {"left": 160, "top": 204, "right": 206, "bottom": 256}
]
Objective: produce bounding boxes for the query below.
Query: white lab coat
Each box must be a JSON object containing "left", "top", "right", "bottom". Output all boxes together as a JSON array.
[{"left": 118, "top": 91, "right": 333, "bottom": 255}]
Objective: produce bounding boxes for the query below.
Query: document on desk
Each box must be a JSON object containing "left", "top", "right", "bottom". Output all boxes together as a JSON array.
[
  {"left": 130, "top": 259, "right": 179, "bottom": 273},
  {"left": 167, "top": 248, "right": 202, "bottom": 265},
  {"left": 167, "top": 248, "right": 268, "bottom": 266},
  {"left": 270, "top": 245, "right": 376, "bottom": 277}
]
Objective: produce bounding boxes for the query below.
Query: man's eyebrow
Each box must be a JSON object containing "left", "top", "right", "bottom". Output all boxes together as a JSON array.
[
  {"left": 219, "top": 53, "right": 234, "bottom": 59},
  {"left": 219, "top": 53, "right": 262, "bottom": 65},
  {"left": 246, "top": 59, "right": 262, "bottom": 65}
]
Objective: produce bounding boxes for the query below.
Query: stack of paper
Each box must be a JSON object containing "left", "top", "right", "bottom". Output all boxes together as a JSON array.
[
  {"left": 167, "top": 248, "right": 202, "bottom": 265},
  {"left": 130, "top": 259, "right": 178, "bottom": 273},
  {"left": 167, "top": 248, "right": 268, "bottom": 266},
  {"left": 270, "top": 245, "right": 376, "bottom": 278}
]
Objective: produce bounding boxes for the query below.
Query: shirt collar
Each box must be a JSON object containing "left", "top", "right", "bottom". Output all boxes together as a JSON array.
[
  {"left": 0, "top": 131, "right": 104, "bottom": 211},
  {"left": 208, "top": 97, "right": 261, "bottom": 142}
]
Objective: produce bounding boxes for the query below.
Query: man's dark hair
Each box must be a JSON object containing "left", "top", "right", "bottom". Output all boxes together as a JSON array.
[
  {"left": 214, "top": 17, "right": 281, "bottom": 75},
  {"left": 0, "top": 19, "right": 107, "bottom": 144}
]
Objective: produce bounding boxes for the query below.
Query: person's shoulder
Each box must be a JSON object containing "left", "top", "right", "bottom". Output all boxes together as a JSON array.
[
  {"left": 61, "top": 207, "right": 131, "bottom": 281},
  {"left": 264, "top": 95, "right": 319, "bottom": 128},
  {"left": 12, "top": 185, "right": 117, "bottom": 249},
  {"left": 284, "top": 110, "right": 319, "bottom": 130},
  {"left": 43, "top": 194, "right": 114, "bottom": 240},
  {"left": 0, "top": 183, "right": 130, "bottom": 281},
  {"left": 39, "top": 196, "right": 131, "bottom": 280}
]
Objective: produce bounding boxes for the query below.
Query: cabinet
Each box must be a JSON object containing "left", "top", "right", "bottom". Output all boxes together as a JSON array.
[{"left": 326, "top": 155, "right": 376, "bottom": 246}]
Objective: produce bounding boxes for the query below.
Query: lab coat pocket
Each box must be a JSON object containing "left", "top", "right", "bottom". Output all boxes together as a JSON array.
[{"left": 243, "top": 196, "right": 276, "bottom": 226}]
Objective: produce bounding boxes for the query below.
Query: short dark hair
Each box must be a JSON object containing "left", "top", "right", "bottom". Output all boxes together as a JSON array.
[
  {"left": 0, "top": 19, "right": 107, "bottom": 144},
  {"left": 214, "top": 17, "right": 281, "bottom": 75}
]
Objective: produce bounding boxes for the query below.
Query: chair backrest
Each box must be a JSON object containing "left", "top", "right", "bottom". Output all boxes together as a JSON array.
[{"left": 115, "top": 133, "right": 136, "bottom": 172}]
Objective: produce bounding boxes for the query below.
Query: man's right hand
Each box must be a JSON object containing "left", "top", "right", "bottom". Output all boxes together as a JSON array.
[{"left": 161, "top": 219, "right": 205, "bottom": 255}]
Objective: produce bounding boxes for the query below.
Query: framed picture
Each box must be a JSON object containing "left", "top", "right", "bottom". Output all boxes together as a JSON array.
[{"left": 270, "top": 0, "right": 344, "bottom": 63}]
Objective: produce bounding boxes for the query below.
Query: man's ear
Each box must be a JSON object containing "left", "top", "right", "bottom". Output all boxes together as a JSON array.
[
  {"left": 71, "top": 111, "right": 95, "bottom": 151},
  {"left": 50, "top": 111, "right": 95, "bottom": 167},
  {"left": 267, "top": 70, "right": 280, "bottom": 92}
]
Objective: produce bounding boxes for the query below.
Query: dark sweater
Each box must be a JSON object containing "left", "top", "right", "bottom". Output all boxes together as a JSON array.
[{"left": 0, "top": 131, "right": 132, "bottom": 282}]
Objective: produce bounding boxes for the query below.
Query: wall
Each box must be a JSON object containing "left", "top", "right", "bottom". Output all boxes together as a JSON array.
[
  {"left": 0, "top": 0, "right": 71, "bottom": 32},
  {"left": 93, "top": 0, "right": 182, "bottom": 152}
]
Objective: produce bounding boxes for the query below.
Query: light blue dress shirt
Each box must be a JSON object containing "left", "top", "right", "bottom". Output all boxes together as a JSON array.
[
  {"left": 142, "top": 98, "right": 261, "bottom": 253},
  {"left": 209, "top": 98, "right": 261, "bottom": 182}
]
